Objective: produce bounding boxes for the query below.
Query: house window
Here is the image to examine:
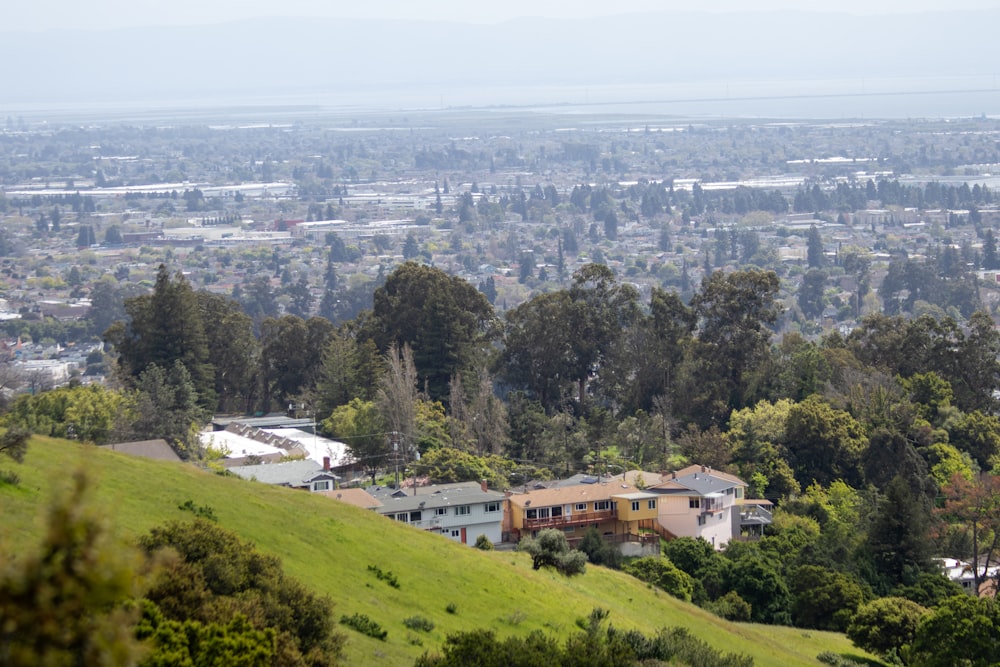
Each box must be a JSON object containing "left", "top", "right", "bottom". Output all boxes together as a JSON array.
[
  {"left": 313, "top": 480, "right": 331, "bottom": 491},
  {"left": 736, "top": 487, "right": 744, "bottom": 499},
  {"left": 697, "top": 515, "right": 706, "bottom": 526},
  {"left": 575, "top": 503, "right": 588, "bottom": 512},
  {"left": 726, "top": 487, "right": 733, "bottom": 495},
  {"left": 396, "top": 513, "right": 408, "bottom": 523},
  {"left": 647, "top": 499, "right": 657, "bottom": 510},
  {"left": 435, "top": 507, "right": 448, "bottom": 516},
  {"left": 409, "top": 511, "right": 422, "bottom": 522},
  {"left": 631, "top": 501, "right": 640, "bottom": 511},
  {"left": 689, "top": 498, "right": 701, "bottom": 509},
  {"left": 526, "top": 508, "right": 538, "bottom": 519},
  {"left": 485, "top": 502, "right": 501, "bottom": 513},
  {"left": 451, "top": 530, "right": 460, "bottom": 537},
  {"left": 551, "top": 506, "right": 562, "bottom": 518},
  {"left": 455, "top": 505, "right": 471, "bottom": 516},
  {"left": 595, "top": 500, "right": 610, "bottom": 511}
]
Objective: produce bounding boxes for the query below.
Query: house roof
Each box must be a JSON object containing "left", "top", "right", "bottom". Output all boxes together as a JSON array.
[
  {"left": 318, "top": 488, "right": 382, "bottom": 510},
  {"left": 227, "top": 459, "right": 326, "bottom": 486},
  {"left": 371, "top": 482, "right": 505, "bottom": 514},
  {"left": 649, "top": 465, "right": 746, "bottom": 497},
  {"left": 507, "top": 480, "right": 644, "bottom": 510},
  {"left": 100, "top": 439, "right": 182, "bottom": 463}
]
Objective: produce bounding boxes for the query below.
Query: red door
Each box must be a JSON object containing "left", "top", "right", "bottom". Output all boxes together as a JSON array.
[{"left": 460, "top": 527, "right": 467, "bottom": 544}]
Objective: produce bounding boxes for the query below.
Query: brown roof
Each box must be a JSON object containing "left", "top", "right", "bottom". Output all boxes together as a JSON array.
[
  {"left": 100, "top": 439, "right": 182, "bottom": 463},
  {"left": 507, "top": 481, "right": 643, "bottom": 510},
  {"left": 317, "top": 488, "right": 383, "bottom": 510}
]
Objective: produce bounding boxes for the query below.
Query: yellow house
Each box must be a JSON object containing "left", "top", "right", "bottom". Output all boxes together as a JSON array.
[{"left": 505, "top": 482, "right": 660, "bottom": 551}]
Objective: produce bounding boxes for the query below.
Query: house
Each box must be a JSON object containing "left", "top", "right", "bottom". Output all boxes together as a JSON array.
[
  {"left": 227, "top": 458, "right": 340, "bottom": 492},
  {"left": 938, "top": 557, "right": 1000, "bottom": 597},
  {"left": 504, "top": 479, "right": 661, "bottom": 556},
  {"left": 369, "top": 480, "right": 505, "bottom": 546},
  {"left": 647, "top": 465, "right": 767, "bottom": 549},
  {"left": 318, "top": 488, "right": 382, "bottom": 510}
]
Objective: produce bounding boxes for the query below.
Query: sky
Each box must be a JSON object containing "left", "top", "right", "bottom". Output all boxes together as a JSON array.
[{"left": 7, "top": 0, "right": 999, "bottom": 31}]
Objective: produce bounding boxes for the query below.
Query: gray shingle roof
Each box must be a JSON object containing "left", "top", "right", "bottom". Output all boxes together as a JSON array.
[{"left": 228, "top": 459, "right": 326, "bottom": 486}]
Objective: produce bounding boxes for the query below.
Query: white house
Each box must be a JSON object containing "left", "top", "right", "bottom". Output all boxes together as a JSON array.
[
  {"left": 369, "top": 481, "right": 505, "bottom": 546},
  {"left": 648, "top": 465, "right": 763, "bottom": 549}
]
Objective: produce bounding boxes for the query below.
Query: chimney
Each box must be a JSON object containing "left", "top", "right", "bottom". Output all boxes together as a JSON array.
[
  {"left": 480, "top": 479, "right": 489, "bottom": 493},
  {"left": 671, "top": 470, "right": 677, "bottom": 479},
  {"left": 701, "top": 465, "right": 707, "bottom": 473},
  {"left": 323, "top": 456, "right": 330, "bottom": 471}
]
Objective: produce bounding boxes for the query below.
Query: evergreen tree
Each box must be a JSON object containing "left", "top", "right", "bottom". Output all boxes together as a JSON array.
[{"left": 807, "top": 224, "right": 825, "bottom": 268}]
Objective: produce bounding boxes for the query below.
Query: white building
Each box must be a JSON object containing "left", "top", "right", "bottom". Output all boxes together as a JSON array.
[{"left": 369, "top": 481, "right": 505, "bottom": 546}]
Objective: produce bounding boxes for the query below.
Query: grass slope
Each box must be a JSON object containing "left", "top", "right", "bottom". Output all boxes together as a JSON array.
[{"left": 0, "top": 437, "right": 879, "bottom": 666}]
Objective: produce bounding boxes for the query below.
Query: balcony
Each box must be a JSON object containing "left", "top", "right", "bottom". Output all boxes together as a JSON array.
[
  {"left": 740, "top": 504, "right": 773, "bottom": 526},
  {"left": 523, "top": 509, "right": 614, "bottom": 531}
]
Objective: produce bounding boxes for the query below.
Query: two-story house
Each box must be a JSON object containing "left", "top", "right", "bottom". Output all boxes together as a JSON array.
[
  {"left": 504, "top": 481, "right": 660, "bottom": 555},
  {"left": 647, "top": 465, "right": 764, "bottom": 548},
  {"left": 371, "top": 481, "right": 506, "bottom": 546}
]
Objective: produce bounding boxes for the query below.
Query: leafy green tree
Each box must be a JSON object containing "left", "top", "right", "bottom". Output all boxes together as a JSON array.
[
  {"left": 946, "top": 409, "right": 1000, "bottom": 469},
  {"left": 806, "top": 224, "right": 825, "bottom": 268},
  {"left": 122, "top": 361, "right": 209, "bottom": 459},
  {"left": 724, "top": 553, "right": 792, "bottom": 624},
  {"left": 784, "top": 395, "right": 867, "bottom": 488},
  {"left": 197, "top": 292, "right": 258, "bottom": 414},
  {"left": 499, "top": 291, "right": 576, "bottom": 409},
  {"left": 797, "top": 268, "right": 827, "bottom": 319},
  {"left": 790, "top": 565, "right": 863, "bottom": 631},
  {"left": 259, "top": 315, "right": 333, "bottom": 413},
  {"left": 0, "top": 470, "right": 143, "bottom": 666},
  {"left": 138, "top": 519, "right": 344, "bottom": 667},
  {"left": 683, "top": 269, "right": 781, "bottom": 426},
  {"left": 106, "top": 265, "right": 216, "bottom": 410},
  {"left": 910, "top": 595, "right": 1000, "bottom": 667},
  {"left": 847, "top": 596, "right": 928, "bottom": 660},
  {"left": 867, "top": 475, "right": 934, "bottom": 590},
  {"left": 0, "top": 427, "right": 29, "bottom": 464},
  {"left": 517, "top": 529, "right": 587, "bottom": 575},
  {"left": 323, "top": 398, "right": 387, "bottom": 484},
  {"left": 368, "top": 262, "right": 495, "bottom": 402},
  {"left": 577, "top": 528, "right": 622, "bottom": 569},
  {"left": 3, "top": 384, "right": 125, "bottom": 444}
]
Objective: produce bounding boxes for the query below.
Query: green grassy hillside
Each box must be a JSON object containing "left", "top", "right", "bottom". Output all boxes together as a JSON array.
[{"left": 0, "top": 438, "right": 879, "bottom": 666}]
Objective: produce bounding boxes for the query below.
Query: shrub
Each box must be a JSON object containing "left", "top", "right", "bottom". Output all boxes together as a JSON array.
[
  {"left": 177, "top": 499, "right": 217, "bottom": 521},
  {"left": 707, "top": 591, "right": 752, "bottom": 622},
  {"left": 846, "top": 596, "right": 928, "bottom": 658},
  {"left": 517, "top": 529, "right": 587, "bottom": 576},
  {"left": 624, "top": 556, "right": 695, "bottom": 602},
  {"left": 367, "top": 564, "right": 401, "bottom": 588},
  {"left": 474, "top": 534, "right": 494, "bottom": 550},
  {"left": 403, "top": 616, "right": 435, "bottom": 632},
  {"left": 445, "top": 602, "right": 458, "bottom": 614},
  {"left": 340, "top": 613, "right": 387, "bottom": 640}
]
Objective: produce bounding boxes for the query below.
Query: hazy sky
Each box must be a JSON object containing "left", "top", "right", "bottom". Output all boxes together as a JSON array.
[{"left": 7, "top": 0, "right": 998, "bottom": 31}]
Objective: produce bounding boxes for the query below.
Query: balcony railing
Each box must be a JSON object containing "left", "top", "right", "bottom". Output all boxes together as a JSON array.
[
  {"left": 740, "top": 504, "right": 773, "bottom": 525},
  {"left": 523, "top": 509, "right": 614, "bottom": 531}
]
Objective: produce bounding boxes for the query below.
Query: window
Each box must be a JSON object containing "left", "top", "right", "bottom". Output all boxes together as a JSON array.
[
  {"left": 630, "top": 501, "right": 640, "bottom": 511},
  {"left": 595, "top": 500, "right": 610, "bottom": 511},
  {"left": 697, "top": 515, "right": 706, "bottom": 526},
  {"left": 409, "top": 511, "right": 422, "bottom": 522},
  {"left": 435, "top": 507, "right": 448, "bottom": 516},
  {"left": 647, "top": 499, "right": 657, "bottom": 510},
  {"left": 313, "top": 480, "right": 331, "bottom": 491},
  {"left": 451, "top": 530, "right": 460, "bottom": 537},
  {"left": 575, "top": 503, "right": 588, "bottom": 512},
  {"left": 689, "top": 498, "right": 701, "bottom": 509},
  {"left": 526, "top": 508, "right": 538, "bottom": 519},
  {"left": 736, "top": 487, "right": 744, "bottom": 499},
  {"left": 726, "top": 487, "right": 733, "bottom": 495},
  {"left": 485, "top": 502, "right": 501, "bottom": 513},
  {"left": 551, "top": 506, "right": 562, "bottom": 518},
  {"left": 396, "top": 513, "right": 408, "bottom": 523},
  {"left": 455, "top": 505, "right": 471, "bottom": 516}
]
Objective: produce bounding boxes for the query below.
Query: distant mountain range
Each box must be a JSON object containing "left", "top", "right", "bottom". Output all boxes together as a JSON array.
[{"left": 3, "top": 10, "right": 998, "bottom": 108}]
